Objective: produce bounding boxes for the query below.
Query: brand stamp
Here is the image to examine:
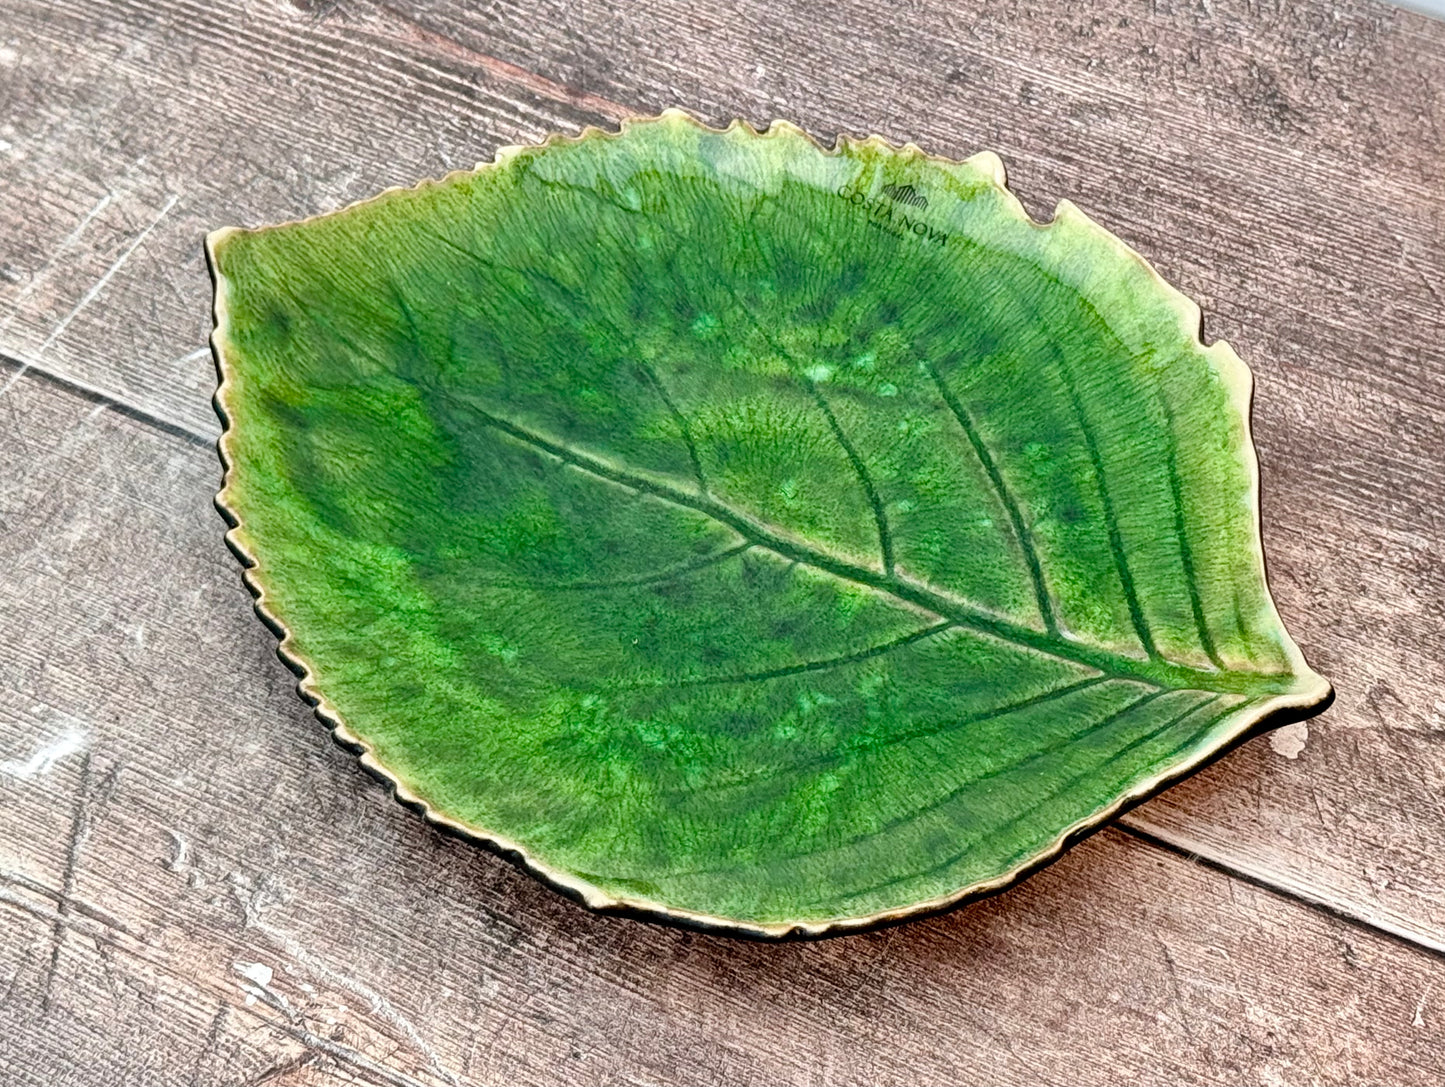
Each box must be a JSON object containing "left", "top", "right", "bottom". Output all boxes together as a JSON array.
[
  {"left": 881, "top": 183, "right": 928, "bottom": 209},
  {"left": 836, "top": 182, "right": 949, "bottom": 245}
]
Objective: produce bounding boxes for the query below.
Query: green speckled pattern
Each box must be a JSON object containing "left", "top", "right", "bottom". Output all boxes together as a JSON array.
[{"left": 209, "top": 112, "right": 1329, "bottom": 934}]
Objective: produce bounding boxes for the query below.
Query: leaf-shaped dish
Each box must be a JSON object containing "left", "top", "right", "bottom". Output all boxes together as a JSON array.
[{"left": 208, "top": 111, "right": 1330, "bottom": 937}]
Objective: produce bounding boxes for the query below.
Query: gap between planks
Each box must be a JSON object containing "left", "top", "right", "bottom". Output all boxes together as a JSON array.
[{"left": 0, "top": 349, "right": 213, "bottom": 449}]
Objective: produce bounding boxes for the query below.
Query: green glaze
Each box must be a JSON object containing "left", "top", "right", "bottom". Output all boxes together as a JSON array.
[{"left": 209, "top": 111, "right": 1330, "bottom": 936}]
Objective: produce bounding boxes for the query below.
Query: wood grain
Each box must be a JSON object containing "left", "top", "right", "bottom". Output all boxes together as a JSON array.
[
  {"left": 1, "top": 0, "right": 1444, "bottom": 1079},
  {"left": 0, "top": 363, "right": 1442, "bottom": 1085}
]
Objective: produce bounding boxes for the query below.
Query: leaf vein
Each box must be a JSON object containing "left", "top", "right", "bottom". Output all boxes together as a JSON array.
[
  {"left": 1160, "top": 394, "right": 1227, "bottom": 670},
  {"left": 465, "top": 543, "right": 751, "bottom": 592},
  {"left": 620, "top": 620, "right": 953, "bottom": 691},
  {"left": 665, "top": 674, "right": 1113, "bottom": 798},
  {"left": 1053, "top": 346, "right": 1160, "bottom": 659},
  {"left": 635, "top": 358, "right": 710, "bottom": 493},
  {"left": 657, "top": 684, "right": 1197, "bottom": 881},
  {"left": 926, "top": 359, "right": 1057, "bottom": 633},
  {"left": 807, "top": 382, "right": 896, "bottom": 574},
  {"left": 458, "top": 399, "right": 1294, "bottom": 697},
  {"left": 847, "top": 691, "right": 1238, "bottom": 900}
]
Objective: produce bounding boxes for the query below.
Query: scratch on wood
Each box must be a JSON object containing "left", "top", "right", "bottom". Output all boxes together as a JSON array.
[
  {"left": 28, "top": 193, "right": 179, "bottom": 360},
  {"left": 0, "top": 869, "right": 137, "bottom": 938},
  {"left": 235, "top": 960, "right": 279, "bottom": 1008},
  {"left": 0, "top": 726, "right": 88, "bottom": 779},
  {"left": 1392, "top": 234, "right": 1444, "bottom": 311},
  {"left": 238, "top": 1050, "right": 322, "bottom": 1087},
  {"left": 271, "top": 1025, "right": 437, "bottom": 1087},
  {"left": 0, "top": 934, "right": 32, "bottom": 1009},
  {"left": 189, "top": 1004, "right": 231, "bottom": 1087},
  {"left": 369, "top": 4, "right": 632, "bottom": 122},
  {"left": 242, "top": 979, "right": 437, "bottom": 1087},
  {"left": 166, "top": 346, "right": 212, "bottom": 370},
  {"left": 40, "top": 754, "right": 121, "bottom": 1015},
  {"left": 1155, "top": 935, "right": 1198, "bottom": 1040},
  {"left": 226, "top": 870, "right": 289, "bottom": 929},
  {"left": 0, "top": 192, "right": 114, "bottom": 332},
  {"left": 256, "top": 922, "right": 460, "bottom": 1086},
  {"left": 0, "top": 346, "right": 214, "bottom": 447},
  {"left": 0, "top": 888, "right": 110, "bottom": 940}
]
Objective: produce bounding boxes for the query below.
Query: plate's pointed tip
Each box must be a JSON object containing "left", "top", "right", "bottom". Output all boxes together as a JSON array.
[{"left": 1300, "top": 666, "right": 1335, "bottom": 712}]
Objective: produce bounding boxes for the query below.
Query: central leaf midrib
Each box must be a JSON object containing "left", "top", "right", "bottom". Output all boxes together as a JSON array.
[{"left": 462, "top": 399, "right": 1297, "bottom": 698}]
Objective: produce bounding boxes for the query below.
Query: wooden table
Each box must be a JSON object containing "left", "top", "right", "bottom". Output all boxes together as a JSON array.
[{"left": 1, "top": 1, "right": 1442, "bottom": 1083}]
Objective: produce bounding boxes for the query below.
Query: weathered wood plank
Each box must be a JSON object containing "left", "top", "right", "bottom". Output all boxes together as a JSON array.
[
  {"left": 3, "top": 0, "right": 1445, "bottom": 954},
  {"left": 0, "top": 0, "right": 607, "bottom": 433},
  {"left": 1, "top": 364, "right": 1443, "bottom": 1085}
]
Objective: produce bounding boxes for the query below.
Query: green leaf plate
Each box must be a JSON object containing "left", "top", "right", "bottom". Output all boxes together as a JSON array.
[{"left": 207, "top": 111, "right": 1331, "bottom": 937}]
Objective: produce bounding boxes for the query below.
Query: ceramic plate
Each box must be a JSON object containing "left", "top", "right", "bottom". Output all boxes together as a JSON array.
[{"left": 207, "top": 111, "right": 1330, "bottom": 937}]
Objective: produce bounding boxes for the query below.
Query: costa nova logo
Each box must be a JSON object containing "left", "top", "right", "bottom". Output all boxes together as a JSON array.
[
  {"left": 835, "top": 180, "right": 948, "bottom": 245},
  {"left": 881, "top": 182, "right": 928, "bottom": 209}
]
